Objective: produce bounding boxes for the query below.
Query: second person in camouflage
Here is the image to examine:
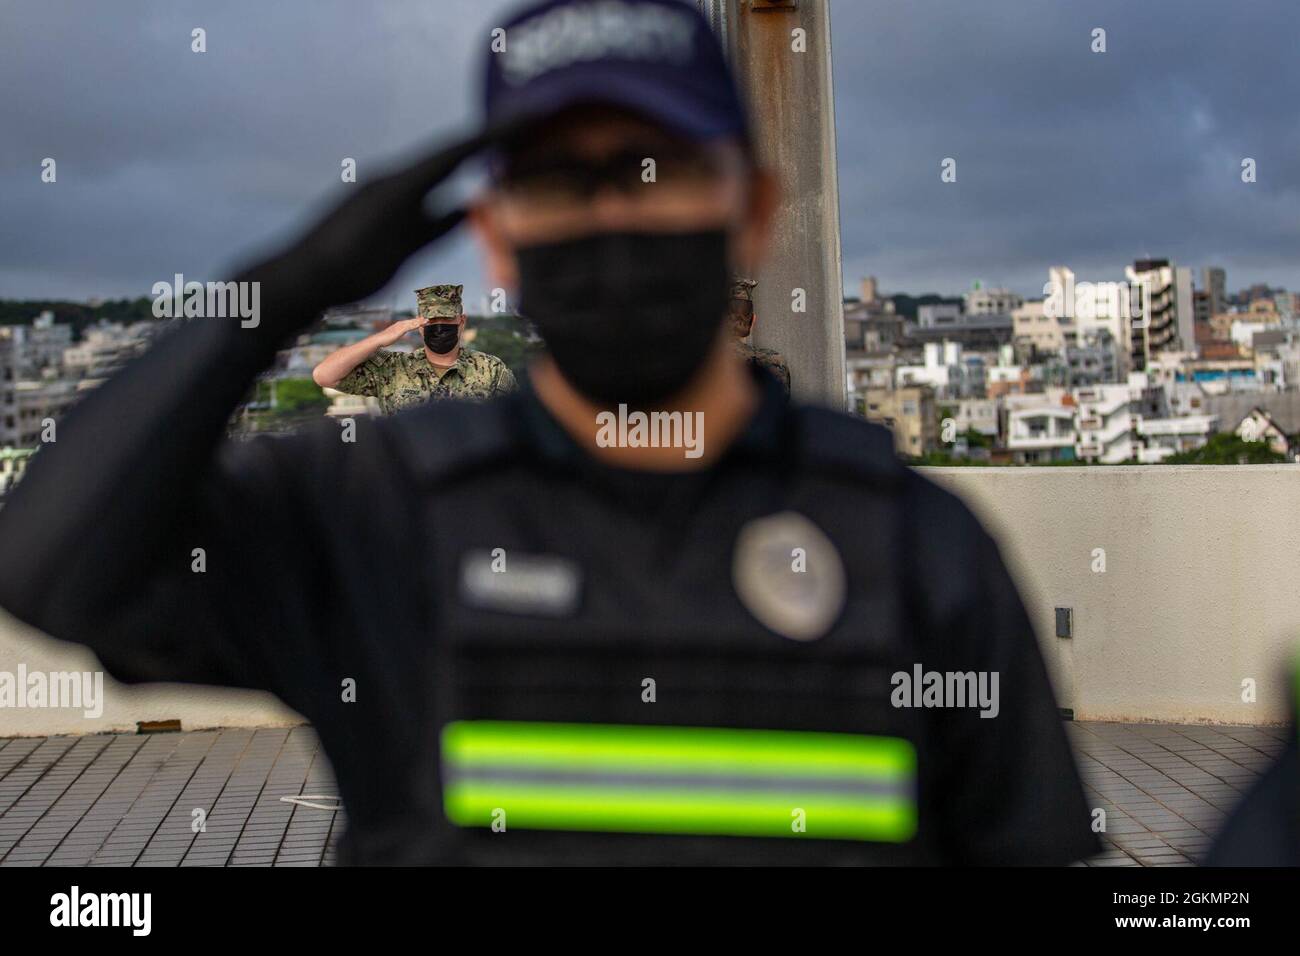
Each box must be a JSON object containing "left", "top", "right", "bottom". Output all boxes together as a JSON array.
[
  {"left": 728, "top": 276, "right": 790, "bottom": 397},
  {"left": 312, "top": 283, "right": 516, "bottom": 414}
]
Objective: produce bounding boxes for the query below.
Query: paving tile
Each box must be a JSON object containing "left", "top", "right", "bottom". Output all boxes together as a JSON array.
[{"left": 2, "top": 721, "right": 1286, "bottom": 866}]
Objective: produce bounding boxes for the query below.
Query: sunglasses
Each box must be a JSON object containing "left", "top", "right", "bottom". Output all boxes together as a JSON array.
[{"left": 500, "top": 144, "right": 726, "bottom": 202}]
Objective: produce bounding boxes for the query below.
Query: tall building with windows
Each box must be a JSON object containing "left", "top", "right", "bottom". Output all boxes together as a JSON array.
[
  {"left": 0, "top": 312, "right": 73, "bottom": 378},
  {"left": 1046, "top": 265, "right": 1135, "bottom": 376},
  {"left": 1064, "top": 328, "right": 1120, "bottom": 386},
  {"left": 5, "top": 381, "right": 77, "bottom": 447},
  {"left": 861, "top": 386, "right": 937, "bottom": 458},
  {"left": 1126, "top": 260, "right": 1194, "bottom": 370},
  {"left": 1012, "top": 299, "right": 1066, "bottom": 354},
  {"left": 1201, "top": 266, "right": 1226, "bottom": 317}
]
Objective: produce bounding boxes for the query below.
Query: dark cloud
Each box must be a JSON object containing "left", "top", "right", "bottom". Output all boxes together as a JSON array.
[
  {"left": 830, "top": 0, "right": 1300, "bottom": 296},
  {"left": 0, "top": 0, "right": 517, "bottom": 306},
  {"left": 1, "top": 0, "right": 1296, "bottom": 304}
]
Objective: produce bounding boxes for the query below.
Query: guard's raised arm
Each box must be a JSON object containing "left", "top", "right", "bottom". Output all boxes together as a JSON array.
[{"left": 0, "top": 134, "right": 482, "bottom": 681}]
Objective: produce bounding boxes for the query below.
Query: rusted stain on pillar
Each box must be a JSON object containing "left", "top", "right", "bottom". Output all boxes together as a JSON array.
[{"left": 726, "top": 0, "right": 847, "bottom": 408}]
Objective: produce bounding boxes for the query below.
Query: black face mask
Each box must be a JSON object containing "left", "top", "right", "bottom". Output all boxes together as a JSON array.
[
  {"left": 423, "top": 322, "right": 460, "bottom": 354},
  {"left": 516, "top": 230, "right": 730, "bottom": 407}
]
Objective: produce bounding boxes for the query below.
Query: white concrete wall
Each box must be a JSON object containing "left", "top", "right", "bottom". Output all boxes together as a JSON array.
[
  {"left": 0, "top": 621, "right": 302, "bottom": 737},
  {"left": 2, "top": 465, "right": 1296, "bottom": 734},
  {"left": 925, "top": 465, "right": 1300, "bottom": 726}
]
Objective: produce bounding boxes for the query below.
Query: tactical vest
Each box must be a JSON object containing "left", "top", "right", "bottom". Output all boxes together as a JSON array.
[{"left": 378, "top": 396, "right": 943, "bottom": 864}]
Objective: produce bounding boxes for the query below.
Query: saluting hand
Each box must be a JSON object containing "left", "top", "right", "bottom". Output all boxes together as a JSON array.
[{"left": 377, "top": 317, "right": 430, "bottom": 346}]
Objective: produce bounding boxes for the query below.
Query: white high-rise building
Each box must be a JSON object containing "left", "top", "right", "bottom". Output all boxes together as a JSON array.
[
  {"left": 1126, "top": 259, "right": 1194, "bottom": 369},
  {"left": 1045, "top": 266, "right": 1135, "bottom": 375},
  {"left": 0, "top": 312, "right": 73, "bottom": 378}
]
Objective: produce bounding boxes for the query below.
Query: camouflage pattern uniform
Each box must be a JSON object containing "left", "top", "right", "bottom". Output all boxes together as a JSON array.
[
  {"left": 335, "top": 284, "right": 517, "bottom": 415},
  {"left": 736, "top": 341, "right": 791, "bottom": 396},
  {"left": 729, "top": 276, "right": 791, "bottom": 397}
]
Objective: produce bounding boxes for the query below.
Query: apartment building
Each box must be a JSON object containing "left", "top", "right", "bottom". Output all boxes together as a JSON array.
[
  {"left": 1127, "top": 259, "right": 1194, "bottom": 370},
  {"left": 845, "top": 351, "right": 896, "bottom": 393},
  {"left": 1064, "top": 327, "right": 1119, "bottom": 386},
  {"left": 1046, "top": 266, "right": 1136, "bottom": 370},
  {"left": 3, "top": 380, "right": 78, "bottom": 447},
  {"left": 1011, "top": 299, "right": 1065, "bottom": 353},
  {"left": 964, "top": 285, "right": 1023, "bottom": 316},
  {"left": 986, "top": 362, "right": 1037, "bottom": 399},
  {"left": 63, "top": 321, "right": 154, "bottom": 382},
  {"left": 0, "top": 312, "right": 73, "bottom": 378},
  {"left": 862, "top": 386, "right": 937, "bottom": 458},
  {"left": 917, "top": 302, "right": 963, "bottom": 328},
  {"left": 1201, "top": 266, "right": 1227, "bottom": 317},
  {"left": 1073, "top": 373, "right": 1215, "bottom": 463},
  {"left": 1073, "top": 382, "right": 1141, "bottom": 463},
  {"left": 896, "top": 341, "right": 963, "bottom": 396},
  {"left": 1136, "top": 415, "right": 1217, "bottom": 462},
  {"left": 1003, "top": 391, "right": 1076, "bottom": 464},
  {"left": 949, "top": 398, "right": 998, "bottom": 439}
]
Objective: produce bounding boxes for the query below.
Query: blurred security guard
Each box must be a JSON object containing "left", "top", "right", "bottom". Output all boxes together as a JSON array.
[
  {"left": 0, "top": 0, "right": 1098, "bottom": 865},
  {"left": 312, "top": 284, "right": 516, "bottom": 413},
  {"left": 728, "top": 276, "right": 790, "bottom": 396}
]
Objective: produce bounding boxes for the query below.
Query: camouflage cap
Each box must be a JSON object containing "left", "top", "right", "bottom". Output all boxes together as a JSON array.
[
  {"left": 415, "top": 284, "right": 464, "bottom": 320},
  {"left": 730, "top": 276, "right": 758, "bottom": 302}
]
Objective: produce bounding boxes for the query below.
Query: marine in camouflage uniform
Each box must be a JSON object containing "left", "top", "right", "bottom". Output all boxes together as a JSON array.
[
  {"left": 728, "top": 276, "right": 790, "bottom": 396},
  {"left": 336, "top": 284, "right": 517, "bottom": 415}
]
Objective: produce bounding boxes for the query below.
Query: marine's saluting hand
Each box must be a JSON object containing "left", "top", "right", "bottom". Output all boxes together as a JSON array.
[{"left": 377, "top": 316, "right": 430, "bottom": 347}]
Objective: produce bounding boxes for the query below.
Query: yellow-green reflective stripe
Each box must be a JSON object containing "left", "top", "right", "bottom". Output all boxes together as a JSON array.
[
  {"left": 441, "top": 721, "right": 917, "bottom": 842},
  {"left": 443, "top": 720, "right": 915, "bottom": 776}
]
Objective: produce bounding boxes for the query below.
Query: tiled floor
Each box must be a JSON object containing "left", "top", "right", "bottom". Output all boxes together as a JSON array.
[
  {"left": 0, "top": 727, "right": 341, "bottom": 867},
  {"left": 0, "top": 721, "right": 1286, "bottom": 866},
  {"left": 1068, "top": 721, "right": 1286, "bottom": 866}
]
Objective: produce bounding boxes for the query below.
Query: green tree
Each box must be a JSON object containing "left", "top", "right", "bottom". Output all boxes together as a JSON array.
[
  {"left": 0, "top": 297, "right": 157, "bottom": 336},
  {"left": 466, "top": 322, "right": 544, "bottom": 375},
  {"left": 266, "top": 378, "right": 330, "bottom": 414},
  {"left": 1162, "top": 432, "right": 1288, "bottom": 465}
]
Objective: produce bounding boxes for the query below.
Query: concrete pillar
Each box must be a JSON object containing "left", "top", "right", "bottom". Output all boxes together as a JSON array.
[{"left": 701, "top": 0, "right": 847, "bottom": 408}]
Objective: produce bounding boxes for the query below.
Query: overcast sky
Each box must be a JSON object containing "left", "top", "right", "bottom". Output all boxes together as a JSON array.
[{"left": 2, "top": 0, "right": 1297, "bottom": 307}]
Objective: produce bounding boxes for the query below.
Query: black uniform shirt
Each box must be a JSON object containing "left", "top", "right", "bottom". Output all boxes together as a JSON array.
[{"left": 0, "top": 316, "right": 1100, "bottom": 865}]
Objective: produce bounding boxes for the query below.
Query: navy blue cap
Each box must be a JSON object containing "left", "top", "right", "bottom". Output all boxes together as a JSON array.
[{"left": 484, "top": 0, "right": 750, "bottom": 146}]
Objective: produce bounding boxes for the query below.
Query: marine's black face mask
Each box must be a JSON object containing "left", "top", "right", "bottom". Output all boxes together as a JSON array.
[
  {"left": 423, "top": 322, "right": 460, "bottom": 354},
  {"left": 516, "top": 230, "right": 731, "bottom": 407}
]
